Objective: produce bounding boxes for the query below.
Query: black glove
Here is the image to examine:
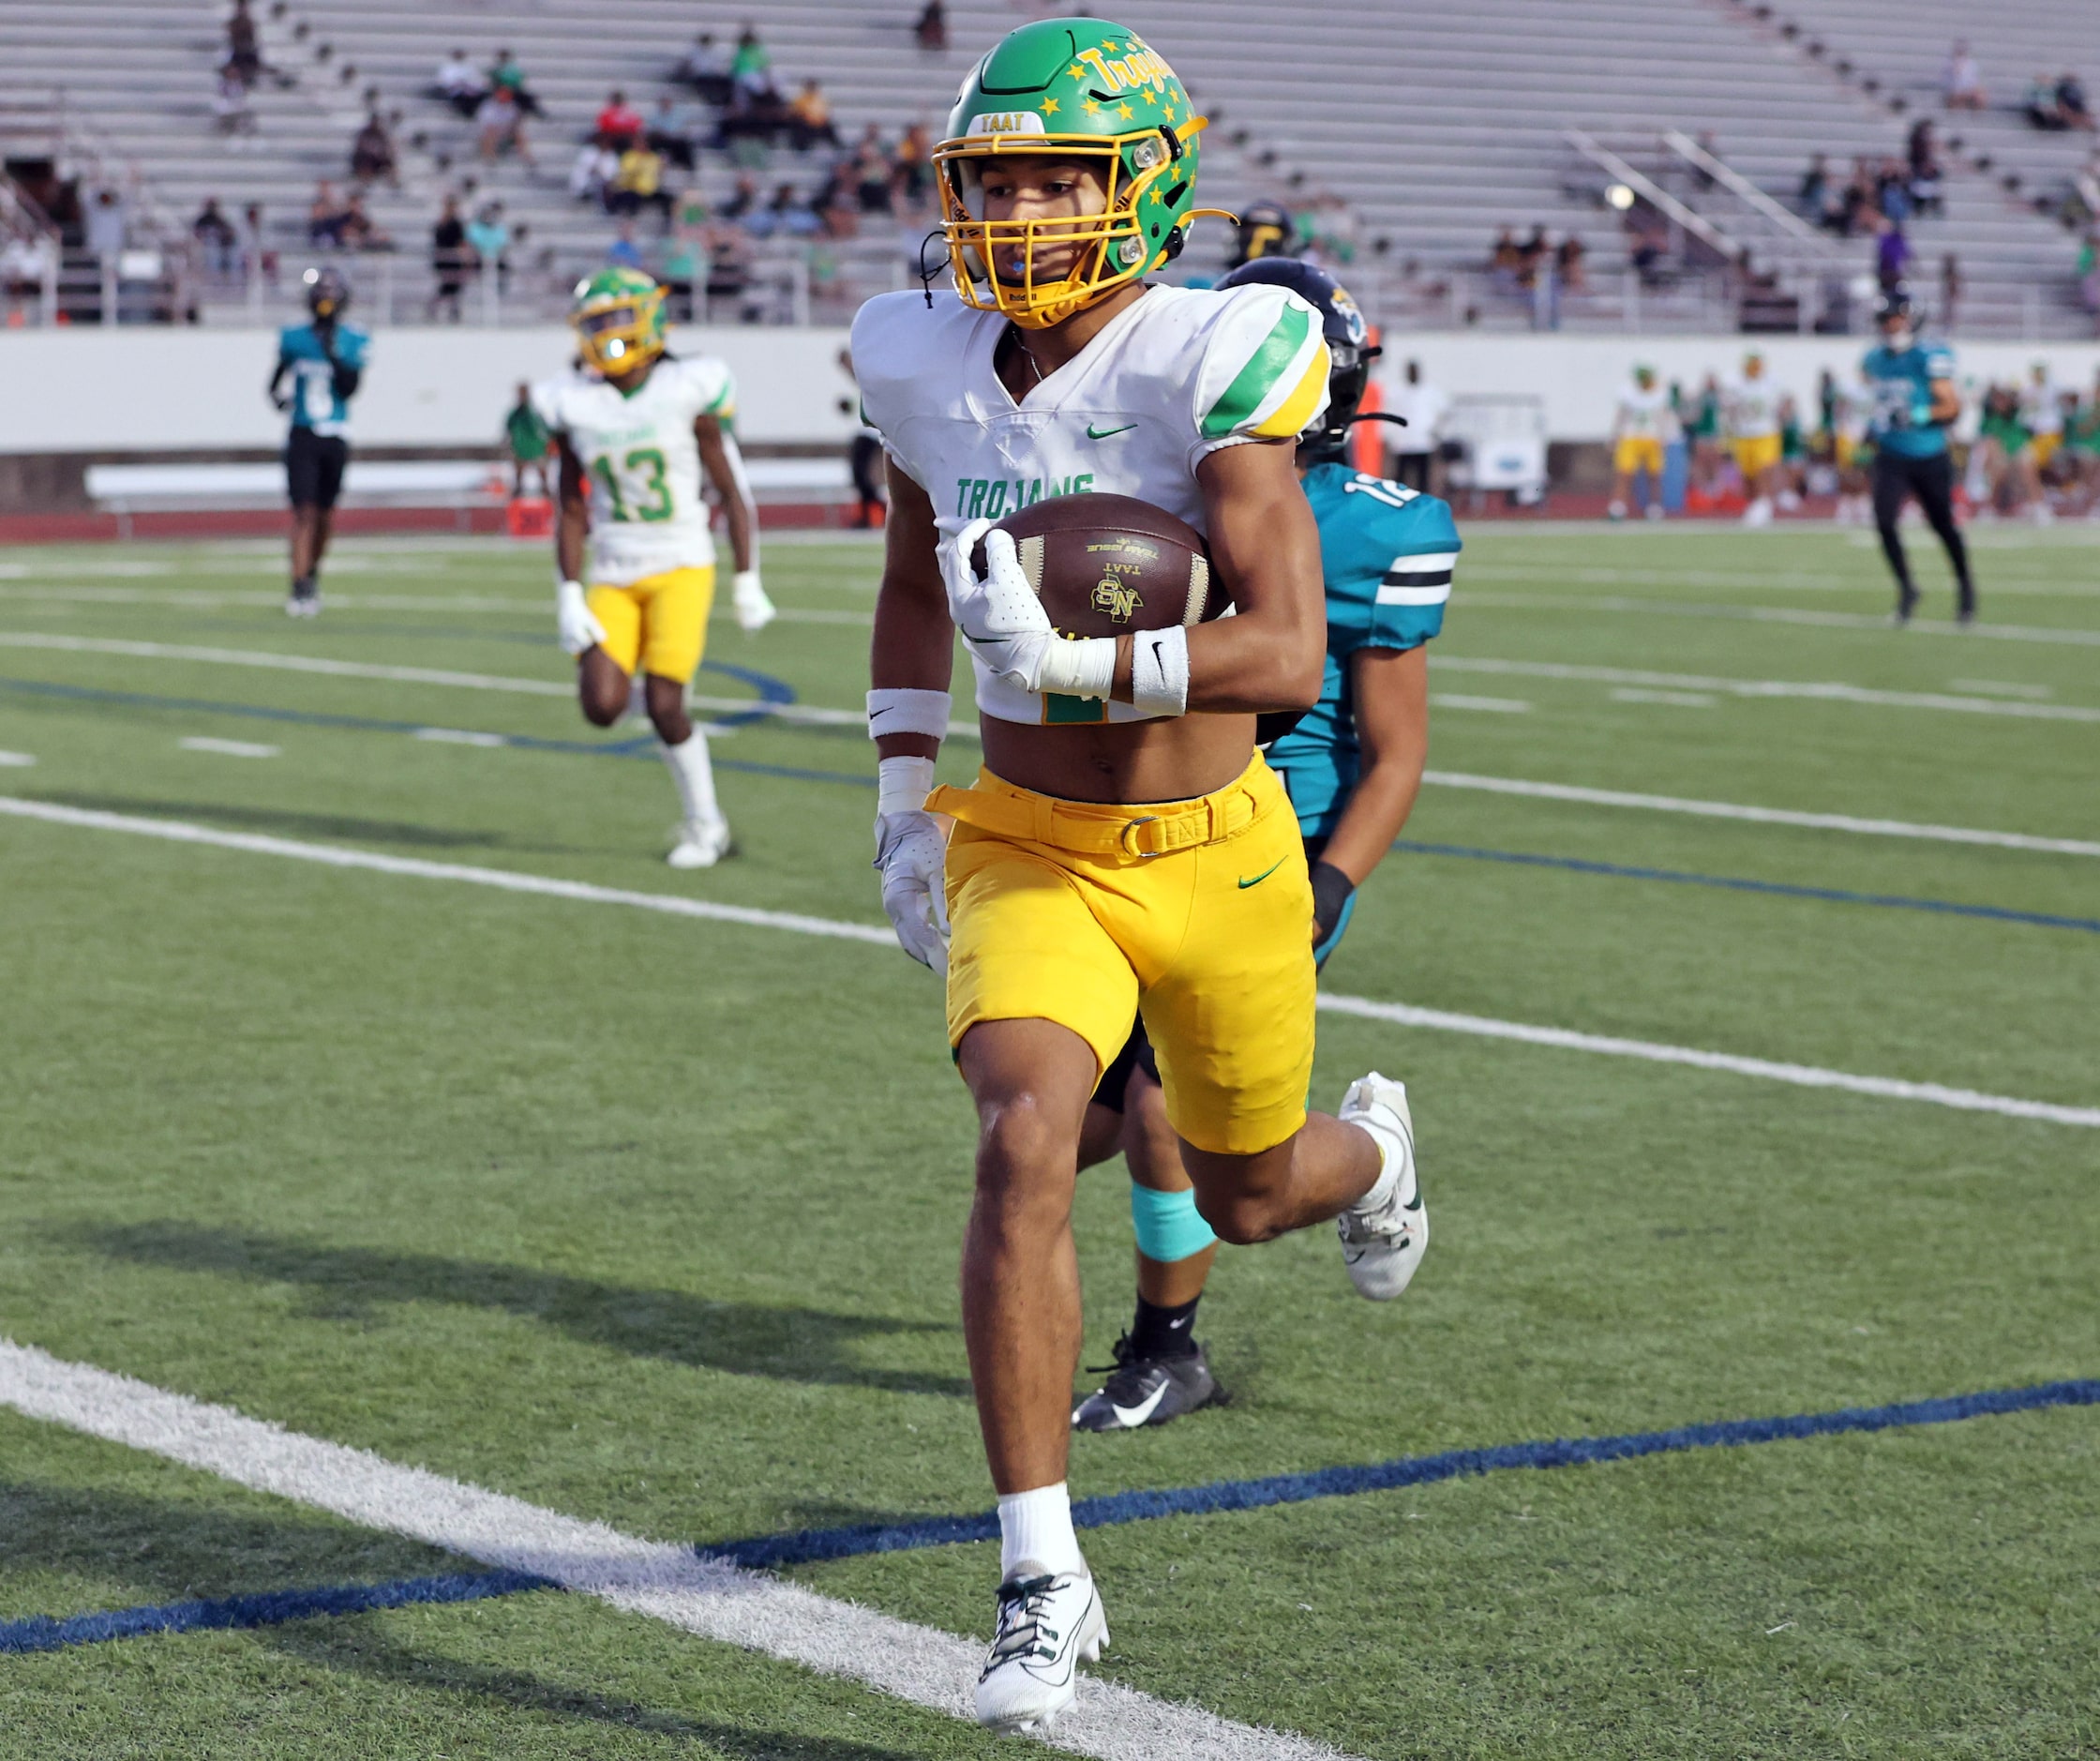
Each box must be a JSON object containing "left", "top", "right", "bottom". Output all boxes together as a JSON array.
[{"left": 1310, "top": 860, "right": 1356, "bottom": 948}]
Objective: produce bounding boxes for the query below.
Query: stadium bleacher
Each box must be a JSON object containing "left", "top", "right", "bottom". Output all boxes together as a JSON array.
[{"left": 0, "top": 0, "right": 2090, "bottom": 335}]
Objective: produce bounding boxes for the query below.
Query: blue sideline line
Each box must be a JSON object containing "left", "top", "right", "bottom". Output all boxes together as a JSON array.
[
  {"left": 5, "top": 1378, "right": 2093, "bottom": 1654},
  {"left": 0, "top": 675, "right": 876, "bottom": 791},
  {"left": 707, "top": 1377, "right": 2100, "bottom": 1568},
  {"left": 0, "top": 1568, "right": 550, "bottom": 1655},
  {"left": 1395, "top": 839, "right": 2100, "bottom": 935}
]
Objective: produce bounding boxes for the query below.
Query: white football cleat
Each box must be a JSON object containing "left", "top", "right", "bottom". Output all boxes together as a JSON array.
[
  {"left": 974, "top": 1566, "right": 1106, "bottom": 1736},
  {"left": 1336, "top": 1072, "right": 1427, "bottom": 1301},
  {"left": 1741, "top": 496, "right": 1774, "bottom": 528},
  {"left": 667, "top": 817, "right": 732, "bottom": 869}
]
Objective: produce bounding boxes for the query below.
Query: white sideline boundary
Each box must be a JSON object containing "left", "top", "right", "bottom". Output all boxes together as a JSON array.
[
  {"left": 4, "top": 795, "right": 2094, "bottom": 1130},
  {"left": 1418, "top": 771, "right": 2100, "bottom": 860},
  {"left": 0, "top": 1339, "right": 1351, "bottom": 1761},
  {"left": 1461, "top": 593, "right": 2100, "bottom": 648}
]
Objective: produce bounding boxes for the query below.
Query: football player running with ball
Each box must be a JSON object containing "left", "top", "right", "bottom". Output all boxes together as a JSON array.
[
  {"left": 1071, "top": 257, "right": 1454, "bottom": 1436},
  {"left": 534, "top": 270, "right": 772, "bottom": 868},
  {"left": 857, "top": 20, "right": 1420, "bottom": 1735}
]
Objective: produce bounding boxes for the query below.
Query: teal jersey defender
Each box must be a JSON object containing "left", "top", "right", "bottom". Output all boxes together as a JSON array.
[
  {"left": 1861, "top": 338, "right": 1954, "bottom": 459},
  {"left": 1266, "top": 462, "right": 1460, "bottom": 839},
  {"left": 277, "top": 320, "right": 369, "bottom": 438}
]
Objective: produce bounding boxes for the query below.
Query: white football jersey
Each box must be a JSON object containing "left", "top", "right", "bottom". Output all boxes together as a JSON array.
[
  {"left": 1614, "top": 384, "right": 1675, "bottom": 442},
  {"left": 532, "top": 354, "right": 735, "bottom": 584},
  {"left": 852, "top": 284, "right": 1329, "bottom": 726},
  {"left": 1725, "top": 378, "right": 1779, "bottom": 441}
]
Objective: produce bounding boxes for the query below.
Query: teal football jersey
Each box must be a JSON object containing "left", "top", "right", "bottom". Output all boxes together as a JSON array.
[
  {"left": 1861, "top": 338, "right": 1954, "bottom": 459},
  {"left": 1267, "top": 463, "right": 1459, "bottom": 838},
  {"left": 277, "top": 321, "right": 369, "bottom": 438}
]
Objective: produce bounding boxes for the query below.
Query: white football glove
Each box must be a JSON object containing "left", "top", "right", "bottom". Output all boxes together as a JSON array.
[
  {"left": 875, "top": 809, "right": 950, "bottom": 973},
  {"left": 934, "top": 518, "right": 1116, "bottom": 699},
  {"left": 731, "top": 567, "right": 775, "bottom": 632},
  {"left": 555, "top": 579, "right": 606, "bottom": 656}
]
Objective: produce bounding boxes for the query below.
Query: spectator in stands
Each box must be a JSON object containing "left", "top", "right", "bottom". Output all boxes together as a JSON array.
[
  {"left": 661, "top": 227, "right": 706, "bottom": 320},
  {"left": 476, "top": 86, "right": 533, "bottom": 169},
  {"left": 915, "top": 0, "right": 949, "bottom": 52},
  {"left": 432, "top": 49, "right": 486, "bottom": 117},
  {"left": 679, "top": 34, "right": 734, "bottom": 106},
  {"left": 212, "top": 68, "right": 256, "bottom": 138},
  {"left": 853, "top": 126, "right": 896, "bottom": 214},
  {"left": 811, "top": 162, "right": 858, "bottom": 238},
  {"left": 428, "top": 195, "right": 466, "bottom": 320},
  {"left": 2080, "top": 233, "right": 2100, "bottom": 324},
  {"left": 1555, "top": 233, "right": 1587, "bottom": 294},
  {"left": 1834, "top": 159, "right": 1873, "bottom": 237},
  {"left": 731, "top": 25, "right": 775, "bottom": 100},
  {"left": 721, "top": 174, "right": 760, "bottom": 224},
  {"left": 487, "top": 50, "right": 541, "bottom": 118},
  {"left": 787, "top": 82, "right": 842, "bottom": 153},
  {"left": 1515, "top": 225, "right": 1548, "bottom": 290},
  {"left": 606, "top": 222, "right": 645, "bottom": 271},
  {"left": 308, "top": 182, "right": 348, "bottom": 248},
  {"left": 1874, "top": 215, "right": 1912, "bottom": 293},
  {"left": 1907, "top": 122, "right": 1944, "bottom": 217},
  {"left": 466, "top": 202, "right": 509, "bottom": 282},
  {"left": 2026, "top": 72, "right": 2070, "bottom": 130},
  {"left": 609, "top": 141, "right": 673, "bottom": 228},
  {"left": 1943, "top": 40, "right": 1987, "bottom": 110},
  {"left": 192, "top": 197, "right": 238, "bottom": 277},
  {"left": 224, "top": 0, "right": 261, "bottom": 87},
  {"left": 1941, "top": 252, "right": 1963, "bottom": 331},
  {"left": 1488, "top": 227, "right": 1522, "bottom": 294},
  {"left": 1798, "top": 153, "right": 1831, "bottom": 221},
  {"left": 237, "top": 202, "right": 273, "bottom": 286},
  {"left": 351, "top": 112, "right": 398, "bottom": 188},
  {"left": 647, "top": 96, "right": 699, "bottom": 172},
  {"left": 336, "top": 194, "right": 389, "bottom": 251},
  {"left": 597, "top": 91, "right": 645, "bottom": 146},
  {"left": 2060, "top": 73, "right": 2096, "bottom": 132},
  {"left": 570, "top": 138, "right": 618, "bottom": 208},
  {"left": 894, "top": 121, "right": 933, "bottom": 210},
  {"left": 1875, "top": 158, "right": 1911, "bottom": 227},
  {"left": 750, "top": 183, "right": 820, "bottom": 241}
]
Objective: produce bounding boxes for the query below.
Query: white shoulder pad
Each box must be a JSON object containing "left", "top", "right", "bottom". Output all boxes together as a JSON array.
[
  {"left": 848, "top": 290, "right": 977, "bottom": 440},
  {"left": 674, "top": 354, "right": 737, "bottom": 420},
  {"left": 1188, "top": 284, "right": 1330, "bottom": 454},
  {"left": 528, "top": 374, "right": 574, "bottom": 435}
]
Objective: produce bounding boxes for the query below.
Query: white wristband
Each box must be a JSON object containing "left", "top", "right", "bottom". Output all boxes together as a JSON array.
[
  {"left": 558, "top": 577, "right": 585, "bottom": 596},
  {"left": 867, "top": 687, "right": 952, "bottom": 741},
  {"left": 877, "top": 753, "right": 938, "bottom": 818},
  {"left": 1130, "top": 625, "right": 1190, "bottom": 717},
  {"left": 1035, "top": 636, "right": 1118, "bottom": 700}
]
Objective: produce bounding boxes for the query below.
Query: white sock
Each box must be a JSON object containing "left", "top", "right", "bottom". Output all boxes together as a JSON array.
[
  {"left": 1345, "top": 1115, "right": 1414, "bottom": 1214},
  {"left": 998, "top": 1483, "right": 1085, "bottom": 1580},
  {"left": 659, "top": 730, "right": 720, "bottom": 828}
]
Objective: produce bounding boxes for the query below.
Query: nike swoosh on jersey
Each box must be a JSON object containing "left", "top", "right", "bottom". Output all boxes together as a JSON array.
[
  {"left": 1086, "top": 422, "right": 1139, "bottom": 440},
  {"left": 1110, "top": 1383, "right": 1169, "bottom": 1427},
  {"left": 1238, "top": 859, "right": 1286, "bottom": 889}
]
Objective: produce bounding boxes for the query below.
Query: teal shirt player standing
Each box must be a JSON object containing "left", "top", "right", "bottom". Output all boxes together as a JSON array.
[
  {"left": 1266, "top": 462, "right": 1461, "bottom": 838},
  {"left": 1860, "top": 337, "right": 1953, "bottom": 459},
  {"left": 276, "top": 320, "right": 370, "bottom": 437}
]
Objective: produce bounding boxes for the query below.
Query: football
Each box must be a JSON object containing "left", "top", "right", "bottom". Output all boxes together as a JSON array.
[{"left": 971, "top": 493, "right": 1222, "bottom": 640}]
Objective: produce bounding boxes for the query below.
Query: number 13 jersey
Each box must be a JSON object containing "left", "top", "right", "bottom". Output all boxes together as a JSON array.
[{"left": 532, "top": 354, "right": 735, "bottom": 584}]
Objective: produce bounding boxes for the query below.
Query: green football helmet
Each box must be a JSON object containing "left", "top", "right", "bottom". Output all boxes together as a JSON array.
[
  {"left": 935, "top": 17, "right": 1212, "bottom": 329},
  {"left": 570, "top": 267, "right": 666, "bottom": 376}
]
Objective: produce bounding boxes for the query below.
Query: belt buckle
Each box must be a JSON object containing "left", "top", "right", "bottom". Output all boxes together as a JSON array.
[{"left": 1118, "top": 815, "right": 1165, "bottom": 859}]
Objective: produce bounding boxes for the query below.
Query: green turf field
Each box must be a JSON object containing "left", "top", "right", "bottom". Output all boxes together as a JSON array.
[{"left": 1, "top": 523, "right": 2095, "bottom": 1758}]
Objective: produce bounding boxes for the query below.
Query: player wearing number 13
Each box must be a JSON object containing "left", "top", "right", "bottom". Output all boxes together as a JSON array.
[
  {"left": 533, "top": 270, "right": 772, "bottom": 868},
  {"left": 857, "top": 16, "right": 1419, "bottom": 1738}
]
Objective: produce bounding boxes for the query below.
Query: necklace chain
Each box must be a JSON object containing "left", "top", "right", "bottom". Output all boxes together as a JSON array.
[{"left": 1011, "top": 326, "right": 1045, "bottom": 390}]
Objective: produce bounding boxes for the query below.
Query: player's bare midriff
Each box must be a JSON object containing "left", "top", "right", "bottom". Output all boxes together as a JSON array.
[{"left": 979, "top": 706, "right": 1259, "bottom": 805}]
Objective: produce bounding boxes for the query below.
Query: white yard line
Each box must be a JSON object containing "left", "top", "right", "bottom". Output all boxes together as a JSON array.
[
  {"left": 178, "top": 736, "right": 278, "bottom": 759},
  {"left": 1418, "top": 770, "right": 2100, "bottom": 858},
  {"left": 0, "top": 630, "right": 574, "bottom": 697},
  {"left": 0, "top": 1338, "right": 1349, "bottom": 1761},
  {"left": 1432, "top": 656, "right": 2100, "bottom": 724},
  {"left": 4, "top": 795, "right": 2093, "bottom": 1128},
  {"left": 1459, "top": 563, "right": 2100, "bottom": 598},
  {"left": 1461, "top": 593, "right": 2100, "bottom": 648}
]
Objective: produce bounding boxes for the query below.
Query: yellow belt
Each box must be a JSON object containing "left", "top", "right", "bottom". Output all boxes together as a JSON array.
[{"left": 926, "top": 769, "right": 1266, "bottom": 860}]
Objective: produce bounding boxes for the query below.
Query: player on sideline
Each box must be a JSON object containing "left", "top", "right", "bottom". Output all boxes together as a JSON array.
[
  {"left": 533, "top": 269, "right": 772, "bottom": 868},
  {"left": 1861, "top": 290, "right": 1975, "bottom": 625},
  {"left": 1727, "top": 351, "right": 1782, "bottom": 526},
  {"left": 268, "top": 266, "right": 368, "bottom": 617},
  {"left": 856, "top": 20, "right": 1420, "bottom": 1735},
  {"left": 1072, "top": 256, "right": 1454, "bottom": 1433},
  {"left": 1609, "top": 363, "right": 1672, "bottom": 520}
]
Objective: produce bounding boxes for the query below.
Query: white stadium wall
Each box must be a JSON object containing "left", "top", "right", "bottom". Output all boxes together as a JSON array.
[{"left": 2, "top": 324, "right": 2097, "bottom": 456}]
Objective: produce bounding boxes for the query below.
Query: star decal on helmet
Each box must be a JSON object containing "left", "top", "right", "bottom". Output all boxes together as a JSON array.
[{"left": 1041, "top": 97, "right": 1060, "bottom": 114}]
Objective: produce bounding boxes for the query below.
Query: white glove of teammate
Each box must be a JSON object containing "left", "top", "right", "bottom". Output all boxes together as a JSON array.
[
  {"left": 873, "top": 754, "right": 949, "bottom": 973},
  {"left": 731, "top": 567, "right": 776, "bottom": 632},
  {"left": 934, "top": 517, "right": 1114, "bottom": 699},
  {"left": 555, "top": 579, "right": 606, "bottom": 656}
]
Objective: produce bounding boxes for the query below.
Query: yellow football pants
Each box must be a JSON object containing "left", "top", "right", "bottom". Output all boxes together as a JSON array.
[
  {"left": 586, "top": 565, "right": 714, "bottom": 684},
  {"left": 1732, "top": 434, "right": 1782, "bottom": 478},
  {"left": 1613, "top": 436, "right": 1665, "bottom": 478},
  {"left": 930, "top": 753, "right": 1316, "bottom": 1157}
]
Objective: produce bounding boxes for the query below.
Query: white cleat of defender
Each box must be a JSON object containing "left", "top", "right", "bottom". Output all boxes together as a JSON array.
[
  {"left": 1336, "top": 1072, "right": 1428, "bottom": 1300},
  {"left": 667, "top": 816, "right": 733, "bottom": 869},
  {"left": 974, "top": 1566, "right": 1107, "bottom": 1736}
]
